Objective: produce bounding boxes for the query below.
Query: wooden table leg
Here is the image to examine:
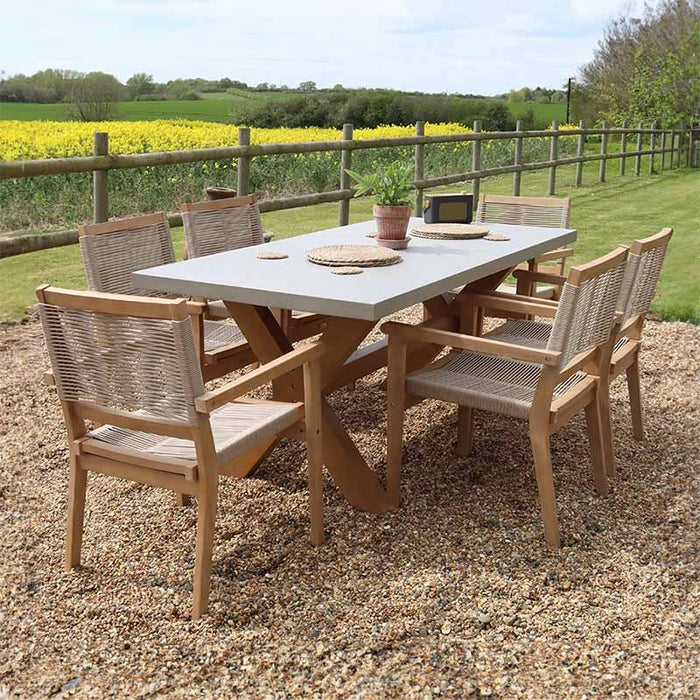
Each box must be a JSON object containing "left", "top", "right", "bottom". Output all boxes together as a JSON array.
[{"left": 223, "top": 302, "right": 393, "bottom": 513}]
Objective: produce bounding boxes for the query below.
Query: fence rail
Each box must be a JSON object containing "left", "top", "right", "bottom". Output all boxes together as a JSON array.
[{"left": 0, "top": 120, "right": 697, "bottom": 259}]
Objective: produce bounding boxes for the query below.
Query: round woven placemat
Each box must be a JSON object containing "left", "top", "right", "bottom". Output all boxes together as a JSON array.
[
  {"left": 411, "top": 223, "right": 489, "bottom": 240},
  {"left": 331, "top": 266, "right": 364, "bottom": 275},
  {"left": 306, "top": 245, "right": 401, "bottom": 268},
  {"left": 484, "top": 234, "right": 510, "bottom": 242},
  {"left": 257, "top": 251, "right": 289, "bottom": 260}
]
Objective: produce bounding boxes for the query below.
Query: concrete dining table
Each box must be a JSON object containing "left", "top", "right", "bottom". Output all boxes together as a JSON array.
[{"left": 133, "top": 217, "right": 577, "bottom": 514}]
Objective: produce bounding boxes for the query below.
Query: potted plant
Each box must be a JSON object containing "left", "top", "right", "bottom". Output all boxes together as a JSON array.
[{"left": 346, "top": 161, "right": 413, "bottom": 245}]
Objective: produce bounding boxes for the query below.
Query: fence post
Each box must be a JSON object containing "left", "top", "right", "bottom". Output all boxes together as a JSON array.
[
  {"left": 677, "top": 123, "right": 684, "bottom": 168},
  {"left": 512, "top": 119, "right": 523, "bottom": 196},
  {"left": 574, "top": 120, "right": 585, "bottom": 187},
  {"left": 598, "top": 121, "right": 608, "bottom": 182},
  {"left": 413, "top": 121, "right": 425, "bottom": 217},
  {"left": 237, "top": 127, "right": 251, "bottom": 196},
  {"left": 685, "top": 123, "right": 692, "bottom": 167},
  {"left": 635, "top": 123, "right": 643, "bottom": 176},
  {"left": 93, "top": 132, "right": 109, "bottom": 224},
  {"left": 548, "top": 120, "right": 558, "bottom": 195},
  {"left": 339, "top": 123, "right": 353, "bottom": 226},
  {"left": 649, "top": 122, "right": 656, "bottom": 174},
  {"left": 471, "top": 120, "right": 482, "bottom": 203},
  {"left": 660, "top": 129, "right": 667, "bottom": 171},
  {"left": 619, "top": 122, "right": 627, "bottom": 176}
]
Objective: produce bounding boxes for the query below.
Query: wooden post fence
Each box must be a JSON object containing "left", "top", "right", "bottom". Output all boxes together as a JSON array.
[
  {"left": 575, "top": 120, "right": 585, "bottom": 187},
  {"left": 661, "top": 130, "right": 667, "bottom": 171},
  {"left": 512, "top": 119, "right": 523, "bottom": 195},
  {"left": 339, "top": 123, "right": 353, "bottom": 226},
  {"left": 677, "top": 124, "right": 684, "bottom": 169},
  {"left": 619, "top": 122, "right": 627, "bottom": 176},
  {"left": 471, "top": 120, "right": 482, "bottom": 202},
  {"left": 237, "top": 127, "right": 251, "bottom": 196},
  {"left": 635, "top": 123, "right": 643, "bottom": 176},
  {"left": 599, "top": 120, "right": 608, "bottom": 182},
  {"left": 93, "top": 132, "right": 109, "bottom": 224},
  {"left": 414, "top": 121, "right": 425, "bottom": 217},
  {"left": 548, "top": 120, "right": 558, "bottom": 195},
  {"left": 649, "top": 123, "right": 656, "bottom": 174}
]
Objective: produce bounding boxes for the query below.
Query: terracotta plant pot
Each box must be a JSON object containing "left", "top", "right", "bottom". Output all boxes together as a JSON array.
[{"left": 373, "top": 204, "right": 411, "bottom": 240}]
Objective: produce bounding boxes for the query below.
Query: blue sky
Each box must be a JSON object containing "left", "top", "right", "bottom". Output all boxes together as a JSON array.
[{"left": 1, "top": 0, "right": 652, "bottom": 94}]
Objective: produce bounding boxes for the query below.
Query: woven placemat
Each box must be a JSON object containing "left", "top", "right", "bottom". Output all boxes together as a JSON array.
[
  {"left": 331, "top": 266, "right": 364, "bottom": 275},
  {"left": 306, "top": 245, "right": 401, "bottom": 268},
  {"left": 411, "top": 223, "right": 489, "bottom": 240},
  {"left": 257, "top": 251, "right": 289, "bottom": 260},
  {"left": 484, "top": 234, "right": 510, "bottom": 242}
]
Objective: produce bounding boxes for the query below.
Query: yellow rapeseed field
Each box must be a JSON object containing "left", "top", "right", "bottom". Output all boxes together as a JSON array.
[{"left": 0, "top": 120, "right": 473, "bottom": 161}]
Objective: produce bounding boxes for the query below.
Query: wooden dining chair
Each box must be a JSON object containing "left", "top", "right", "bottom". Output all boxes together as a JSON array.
[
  {"left": 475, "top": 194, "right": 574, "bottom": 300},
  {"left": 383, "top": 247, "right": 630, "bottom": 548},
  {"left": 181, "top": 196, "right": 328, "bottom": 340},
  {"left": 78, "top": 212, "right": 255, "bottom": 381},
  {"left": 36, "top": 285, "right": 324, "bottom": 619},
  {"left": 473, "top": 228, "right": 673, "bottom": 474}
]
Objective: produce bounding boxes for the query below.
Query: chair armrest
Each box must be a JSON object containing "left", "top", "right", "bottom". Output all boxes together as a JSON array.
[
  {"left": 512, "top": 269, "right": 567, "bottom": 287},
  {"left": 381, "top": 322, "right": 561, "bottom": 366},
  {"left": 456, "top": 291, "right": 559, "bottom": 318},
  {"left": 186, "top": 301, "right": 207, "bottom": 316},
  {"left": 535, "top": 248, "right": 574, "bottom": 264},
  {"left": 194, "top": 342, "right": 324, "bottom": 413}
]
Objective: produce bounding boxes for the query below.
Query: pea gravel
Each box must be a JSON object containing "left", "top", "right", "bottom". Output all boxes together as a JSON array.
[{"left": 0, "top": 310, "right": 698, "bottom": 699}]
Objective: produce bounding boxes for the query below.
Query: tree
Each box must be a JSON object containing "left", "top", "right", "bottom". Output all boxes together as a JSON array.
[
  {"left": 298, "top": 80, "right": 317, "bottom": 92},
  {"left": 126, "top": 72, "right": 155, "bottom": 101},
  {"left": 69, "top": 72, "right": 123, "bottom": 121},
  {"left": 579, "top": 0, "right": 700, "bottom": 126}
]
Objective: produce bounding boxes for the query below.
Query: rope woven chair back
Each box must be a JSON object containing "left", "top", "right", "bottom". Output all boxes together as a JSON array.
[
  {"left": 476, "top": 195, "right": 570, "bottom": 229},
  {"left": 79, "top": 213, "right": 175, "bottom": 297},
  {"left": 182, "top": 195, "right": 264, "bottom": 258},
  {"left": 547, "top": 248, "right": 628, "bottom": 369},
  {"left": 618, "top": 228, "right": 672, "bottom": 325},
  {"left": 37, "top": 289, "right": 205, "bottom": 425}
]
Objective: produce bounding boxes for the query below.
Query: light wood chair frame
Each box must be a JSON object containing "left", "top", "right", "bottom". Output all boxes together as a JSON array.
[
  {"left": 384, "top": 247, "right": 630, "bottom": 549},
  {"left": 37, "top": 285, "right": 325, "bottom": 619}
]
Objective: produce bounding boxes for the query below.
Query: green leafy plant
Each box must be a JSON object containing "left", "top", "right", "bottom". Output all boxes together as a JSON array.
[{"left": 345, "top": 161, "right": 413, "bottom": 206}]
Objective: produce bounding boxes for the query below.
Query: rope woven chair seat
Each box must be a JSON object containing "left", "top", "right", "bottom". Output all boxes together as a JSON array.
[
  {"left": 202, "top": 319, "right": 245, "bottom": 352},
  {"left": 407, "top": 351, "right": 585, "bottom": 419},
  {"left": 487, "top": 319, "right": 554, "bottom": 349},
  {"left": 88, "top": 401, "right": 301, "bottom": 465}
]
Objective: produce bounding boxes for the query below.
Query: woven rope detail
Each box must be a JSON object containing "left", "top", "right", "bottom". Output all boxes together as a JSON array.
[
  {"left": 547, "top": 262, "right": 626, "bottom": 368},
  {"left": 80, "top": 221, "right": 176, "bottom": 296},
  {"left": 618, "top": 245, "right": 668, "bottom": 323},
  {"left": 407, "top": 350, "right": 585, "bottom": 418},
  {"left": 202, "top": 319, "right": 245, "bottom": 352},
  {"left": 489, "top": 320, "right": 553, "bottom": 349},
  {"left": 88, "top": 401, "right": 299, "bottom": 464},
  {"left": 476, "top": 201, "right": 569, "bottom": 228},
  {"left": 38, "top": 304, "right": 204, "bottom": 424},
  {"left": 183, "top": 203, "right": 264, "bottom": 258}
]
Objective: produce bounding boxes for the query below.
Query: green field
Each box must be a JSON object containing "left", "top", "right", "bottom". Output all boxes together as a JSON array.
[
  {"left": 0, "top": 93, "right": 566, "bottom": 125},
  {"left": 1, "top": 160, "right": 696, "bottom": 323}
]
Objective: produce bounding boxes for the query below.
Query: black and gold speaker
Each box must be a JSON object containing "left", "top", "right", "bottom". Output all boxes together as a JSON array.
[{"left": 423, "top": 193, "right": 474, "bottom": 224}]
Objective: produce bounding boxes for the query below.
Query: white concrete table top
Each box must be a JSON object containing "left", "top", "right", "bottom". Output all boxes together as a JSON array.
[{"left": 133, "top": 218, "right": 576, "bottom": 321}]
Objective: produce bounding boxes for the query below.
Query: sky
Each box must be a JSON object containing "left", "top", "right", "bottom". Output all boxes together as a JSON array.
[{"left": 1, "top": 0, "right": 653, "bottom": 94}]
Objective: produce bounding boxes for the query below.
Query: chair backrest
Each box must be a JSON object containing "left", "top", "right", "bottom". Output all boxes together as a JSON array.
[
  {"left": 36, "top": 287, "right": 205, "bottom": 427},
  {"left": 181, "top": 195, "right": 264, "bottom": 258},
  {"left": 79, "top": 212, "right": 176, "bottom": 297},
  {"left": 618, "top": 228, "right": 672, "bottom": 325},
  {"left": 476, "top": 195, "right": 571, "bottom": 229},
  {"left": 547, "top": 247, "right": 629, "bottom": 369}
]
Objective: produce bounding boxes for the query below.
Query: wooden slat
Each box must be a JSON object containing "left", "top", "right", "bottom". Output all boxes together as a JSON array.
[
  {"left": 182, "top": 195, "right": 256, "bottom": 213},
  {"left": 78, "top": 211, "right": 167, "bottom": 237}
]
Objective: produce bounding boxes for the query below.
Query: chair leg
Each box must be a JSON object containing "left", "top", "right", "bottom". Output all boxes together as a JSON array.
[
  {"left": 456, "top": 406, "right": 474, "bottom": 457},
  {"left": 386, "top": 340, "right": 407, "bottom": 507},
  {"left": 307, "top": 429, "right": 324, "bottom": 546},
  {"left": 626, "top": 358, "right": 645, "bottom": 442},
  {"left": 529, "top": 427, "right": 561, "bottom": 549},
  {"left": 175, "top": 493, "right": 192, "bottom": 507},
  {"left": 65, "top": 455, "right": 88, "bottom": 571},
  {"left": 598, "top": 376, "right": 616, "bottom": 479},
  {"left": 192, "top": 475, "right": 218, "bottom": 620},
  {"left": 584, "top": 391, "right": 610, "bottom": 496}
]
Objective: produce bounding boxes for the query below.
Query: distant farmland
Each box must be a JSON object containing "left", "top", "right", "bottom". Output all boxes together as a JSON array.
[{"left": 0, "top": 91, "right": 567, "bottom": 125}]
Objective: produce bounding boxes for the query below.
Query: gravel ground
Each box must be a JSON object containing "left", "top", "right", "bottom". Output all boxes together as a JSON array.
[{"left": 1, "top": 311, "right": 698, "bottom": 699}]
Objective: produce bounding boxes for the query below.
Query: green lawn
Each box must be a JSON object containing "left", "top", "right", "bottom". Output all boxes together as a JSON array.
[{"left": 1, "top": 158, "right": 697, "bottom": 324}]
